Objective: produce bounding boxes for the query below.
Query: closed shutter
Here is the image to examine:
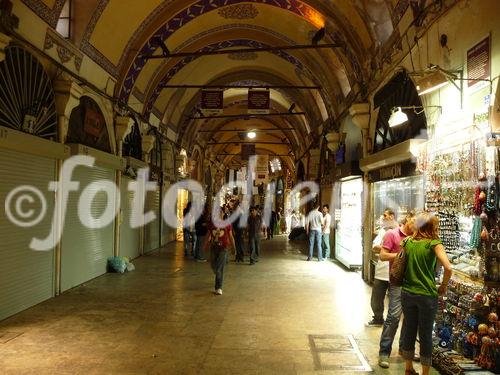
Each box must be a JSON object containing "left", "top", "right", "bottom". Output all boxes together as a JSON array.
[
  {"left": 144, "top": 187, "right": 160, "bottom": 253},
  {"left": 61, "top": 166, "right": 115, "bottom": 292},
  {"left": 119, "top": 176, "right": 140, "bottom": 259},
  {"left": 0, "top": 149, "right": 55, "bottom": 320}
]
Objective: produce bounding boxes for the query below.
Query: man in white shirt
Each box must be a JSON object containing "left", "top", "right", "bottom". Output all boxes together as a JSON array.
[
  {"left": 366, "top": 209, "right": 397, "bottom": 327},
  {"left": 306, "top": 205, "right": 323, "bottom": 261},
  {"left": 321, "top": 205, "right": 332, "bottom": 260}
]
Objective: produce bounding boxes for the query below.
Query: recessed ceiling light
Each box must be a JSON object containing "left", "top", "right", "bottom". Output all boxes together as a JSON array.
[{"left": 247, "top": 131, "right": 256, "bottom": 139}]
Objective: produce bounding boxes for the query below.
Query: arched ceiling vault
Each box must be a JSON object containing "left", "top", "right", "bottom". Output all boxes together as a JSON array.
[{"left": 71, "top": 0, "right": 398, "bottom": 165}]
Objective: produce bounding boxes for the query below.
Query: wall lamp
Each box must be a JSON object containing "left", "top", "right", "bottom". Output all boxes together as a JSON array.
[{"left": 388, "top": 105, "right": 442, "bottom": 127}]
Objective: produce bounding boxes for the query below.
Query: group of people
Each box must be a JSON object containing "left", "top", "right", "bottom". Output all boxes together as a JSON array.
[
  {"left": 305, "top": 204, "right": 332, "bottom": 261},
  {"left": 367, "top": 209, "right": 452, "bottom": 375},
  {"left": 182, "top": 201, "right": 269, "bottom": 295}
]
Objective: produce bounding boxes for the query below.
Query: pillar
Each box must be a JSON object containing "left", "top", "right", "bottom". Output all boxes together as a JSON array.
[
  {"left": 0, "top": 32, "right": 11, "bottom": 62},
  {"left": 52, "top": 79, "right": 82, "bottom": 295},
  {"left": 349, "top": 103, "right": 372, "bottom": 282},
  {"left": 113, "top": 116, "right": 134, "bottom": 257}
]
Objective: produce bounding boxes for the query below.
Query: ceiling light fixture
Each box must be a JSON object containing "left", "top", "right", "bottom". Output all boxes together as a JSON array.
[
  {"left": 247, "top": 131, "right": 256, "bottom": 139},
  {"left": 388, "top": 107, "right": 409, "bottom": 127},
  {"left": 388, "top": 105, "right": 442, "bottom": 127}
]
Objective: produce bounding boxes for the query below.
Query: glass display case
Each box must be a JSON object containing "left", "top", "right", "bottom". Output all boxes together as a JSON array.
[
  {"left": 372, "top": 175, "right": 425, "bottom": 231},
  {"left": 335, "top": 177, "right": 363, "bottom": 268}
]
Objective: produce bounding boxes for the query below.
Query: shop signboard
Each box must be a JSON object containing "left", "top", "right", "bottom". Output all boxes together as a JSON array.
[
  {"left": 241, "top": 143, "right": 255, "bottom": 160},
  {"left": 368, "top": 160, "right": 417, "bottom": 183},
  {"left": 201, "top": 90, "right": 223, "bottom": 115},
  {"left": 334, "top": 161, "right": 362, "bottom": 181},
  {"left": 467, "top": 36, "right": 490, "bottom": 91},
  {"left": 491, "top": 80, "right": 500, "bottom": 134},
  {"left": 248, "top": 89, "right": 270, "bottom": 114}
]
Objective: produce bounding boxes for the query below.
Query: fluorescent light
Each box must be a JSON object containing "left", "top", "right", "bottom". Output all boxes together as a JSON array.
[
  {"left": 247, "top": 131, "right": 256, "bottom": 139},
  {"left": 388, "top": 107, "right": 408, "bottom": 127}
]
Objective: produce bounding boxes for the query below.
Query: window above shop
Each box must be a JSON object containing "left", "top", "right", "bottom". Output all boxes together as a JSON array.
[{"left": 56, "top": 0, "right": 72, "bottom": 39}]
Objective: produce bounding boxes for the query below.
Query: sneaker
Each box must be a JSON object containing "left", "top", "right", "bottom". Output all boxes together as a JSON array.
[
  {"left": 365, "top": 319, "right": 384, "bottom": 327},
  {"left": 195, "top": 258, "right": 207, "bottom": 262},
  {"left": 249, "top": 261, "right": 256, "bottom": 265},
  {"left": 378, "top": 356, "right": 389, "bottom": 368},
  {"left": 215, "top": 289, "right": 222, "bottom": 295}
]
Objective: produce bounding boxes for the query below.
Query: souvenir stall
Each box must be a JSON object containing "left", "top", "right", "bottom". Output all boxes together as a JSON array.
[{"left": 418, "top": 124, "right": 500, "bottom": 373}]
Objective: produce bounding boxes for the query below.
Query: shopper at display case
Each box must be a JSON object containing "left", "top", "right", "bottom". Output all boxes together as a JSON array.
[
  {"left": 366, "top": 209, "right": 397, "bottom": 327},
  {"left": 306, "top": 204, "right": 323, "bottom": 261},
  {"left": 400, "top": 212, "right": 453, "bottom": 375},
  {"left": 321, "top": 205, "right": 332, "bottom": 260},
  {"left": 378, "top": 211, "right": 416, "bottom": 369}
]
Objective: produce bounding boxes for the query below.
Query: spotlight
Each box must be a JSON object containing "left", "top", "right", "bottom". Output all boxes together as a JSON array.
[
  {"left": 388, "top": 107, "right": 409, "bottom": 127},
  {"left": 247, "top": 131, "right": 256, "bottom": 139}
]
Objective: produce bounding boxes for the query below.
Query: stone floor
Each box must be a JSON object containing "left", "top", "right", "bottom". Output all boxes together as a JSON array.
[{"left": 0, "top": 236, "right": 438, "bottom": 374}]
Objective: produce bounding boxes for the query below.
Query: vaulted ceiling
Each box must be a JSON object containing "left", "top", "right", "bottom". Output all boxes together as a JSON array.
[{"left": 23, "top": 0, "right": 402, "bottom": 168}]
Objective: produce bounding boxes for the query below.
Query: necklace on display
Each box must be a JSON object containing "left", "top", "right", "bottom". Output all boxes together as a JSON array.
[{"left": 485, "top": 176, "right": 498, "bottom": 213}]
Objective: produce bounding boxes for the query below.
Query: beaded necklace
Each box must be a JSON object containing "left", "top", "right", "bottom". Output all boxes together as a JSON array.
[
  {"left": 485, "top": 177, "right": 498, "bottom": 213},
  {"left": 473, "top": 186, "right": 482, "bottom": 216},
  {"left": 469, "top": 217, "right": 482, "bottom": 249}
]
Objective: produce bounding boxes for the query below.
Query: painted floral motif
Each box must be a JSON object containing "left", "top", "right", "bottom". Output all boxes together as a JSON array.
[
  {"left": 218, "top": 4, "right": 259, "bottom": 19},
  {"left": 228, "top": 51, "right": 258, "bottom": 60}
]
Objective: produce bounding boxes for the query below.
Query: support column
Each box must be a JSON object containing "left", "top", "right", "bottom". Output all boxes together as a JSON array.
[
  {"left": 53, "top": 79, "right": 82, "bottom": 295},
  {"left": 140, "top": 135, "right": 155, "bottom": 255},
  {"left": 114, "top": 116, "right": 134, "bottom": 257},
  {"left": 349, "top": 103, "right": 372, "bottom": 282},
  {"left": 0, "top": 32, "right": 11, "bottom": 62}
]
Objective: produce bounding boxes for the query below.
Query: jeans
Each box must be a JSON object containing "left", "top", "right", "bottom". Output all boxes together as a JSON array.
[
  {"left": 194, "top": 234, "right": 206, "bottom": 260},
  {"left": 401, "top": 290, "right": 438, "bottom": 366},
  {"left": 249, "top": 236, "right": 260, "bottom": 262},
  {"left": 371, "top": 279, "right": 389, "bottom": 322},
  {"left": 234, "top": 229, "right": 244, "bottom": 260},
  {"left": 322, "top": 233, "right": 330, "bottom": 259},
  {"left": 183, "top": 229, "right": 191, "bottom": 255},
  {"left": 211, "top": 248, "right": 228, "bottom": 290},
  {"left": 379, "top": 285, "right": 404, "bottom": 357},
  {"left": 309, "top": 230, "right": 322, "bottom": 260}
]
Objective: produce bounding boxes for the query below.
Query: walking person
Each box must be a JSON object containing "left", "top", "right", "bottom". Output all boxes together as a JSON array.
[
  {"left": 193, "top": 205, "right": 209, "bottom": 262},
  {"left": 366, "top": 209, "right": 397, "bottom": 327},
  {"left": 378, "top": 211, "right": 416, "bottom": 369},
  {"left": 233, "top": 201, "right": 245, "bottom": 262},
  {"left": 306, "top": 204, "right": 323, "bottom": 261},
  {"left": 267, "top": 210, "right": 277, "bottom": 239},
  {"left": 248, "top": 206, "right": 262, "bottom": 265},
  {"left": 401, "top": 212, "right": 452, "bottom": 375},
  {"left": 207, "top": 207, "right": 235, "bottom": 295},
  {"left": 182, "top": 202, "right": 195, "bottom": 257},
  {"left": 321, "top": 204, "right": 331, "bottom": 260}
]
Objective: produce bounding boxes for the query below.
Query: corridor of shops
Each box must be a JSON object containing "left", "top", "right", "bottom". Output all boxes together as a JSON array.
[
  {"left": 1, "top": 0, "right": 500, "bottom": 374},
  {"left": 1, "top": 237, "right": 421, "bottom": 375}
]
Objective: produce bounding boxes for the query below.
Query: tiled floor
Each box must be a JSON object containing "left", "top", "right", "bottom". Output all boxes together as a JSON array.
[{"left": 0, "top": 236, "right": 438, "bottom": 374}]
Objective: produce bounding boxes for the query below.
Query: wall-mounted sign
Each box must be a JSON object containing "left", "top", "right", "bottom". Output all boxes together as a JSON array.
[
  {"left": 467, "top": 36, "right": 490, "bottom": 90},
  {"left": 248, "top": 89, "right": 270, "bottom": 114},
  {"left": 241, "top": 143, "right": 255, "bottom": 160},
  {"left": 368, "top": 160, "right": 417, "bottom": 183},
  {"left": 491, "top": 77, "right": 500, "bottom": 134},
  {"left": 201, "top": 90, "right": 223, "bottom": 115}
]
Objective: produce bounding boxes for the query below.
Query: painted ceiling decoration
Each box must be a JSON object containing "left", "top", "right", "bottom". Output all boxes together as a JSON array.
[
  {"left": 117, "top": 0, "right": 330, "bottom": 102},
  {"left": 21, "top": 0, "right": 66, "bottom": 28},
  {"left": 217, "top": 4, "right": 259, "bottom": 19}
]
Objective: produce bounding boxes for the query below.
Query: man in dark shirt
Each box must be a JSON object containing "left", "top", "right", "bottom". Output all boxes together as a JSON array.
[
  {"left": 194, "top": 205, "right": 209, "bottom": 262},
  {"left": 232, "top": 201, "right": 245, "bottom": 262},
  {"left": 247, "top": 206, "right": 263, "bottom": 265}
]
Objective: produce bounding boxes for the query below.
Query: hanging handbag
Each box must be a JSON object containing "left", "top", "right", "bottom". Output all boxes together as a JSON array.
[{"left": 390, "top": 238, "right": 410, "bottom": 286}]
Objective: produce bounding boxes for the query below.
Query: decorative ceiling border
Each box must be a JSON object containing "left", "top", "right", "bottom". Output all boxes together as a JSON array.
[
  {"left": 143, "top": 39, "right": 312, "bottom": 118},
  {"left": 79, "top": 0, "right": 118, "bottom": 77},
  {"left": 20, "top": 0, "right": 66, "bottom": 28},
  {"left": 119, "top": 0, "right": 327, "bottom": 102},
  {"left": 391, "top": 0, "right": 410, "bottom": 25}
]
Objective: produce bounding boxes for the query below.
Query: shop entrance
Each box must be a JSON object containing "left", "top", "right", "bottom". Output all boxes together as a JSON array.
[{"left": 176, "top": 188, "right": 189, "bottom": 241}]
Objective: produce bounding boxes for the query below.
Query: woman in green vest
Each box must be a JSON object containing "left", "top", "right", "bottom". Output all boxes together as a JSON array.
[{"left": 400, "top": 212, "right": 452, "bottom": 375}]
